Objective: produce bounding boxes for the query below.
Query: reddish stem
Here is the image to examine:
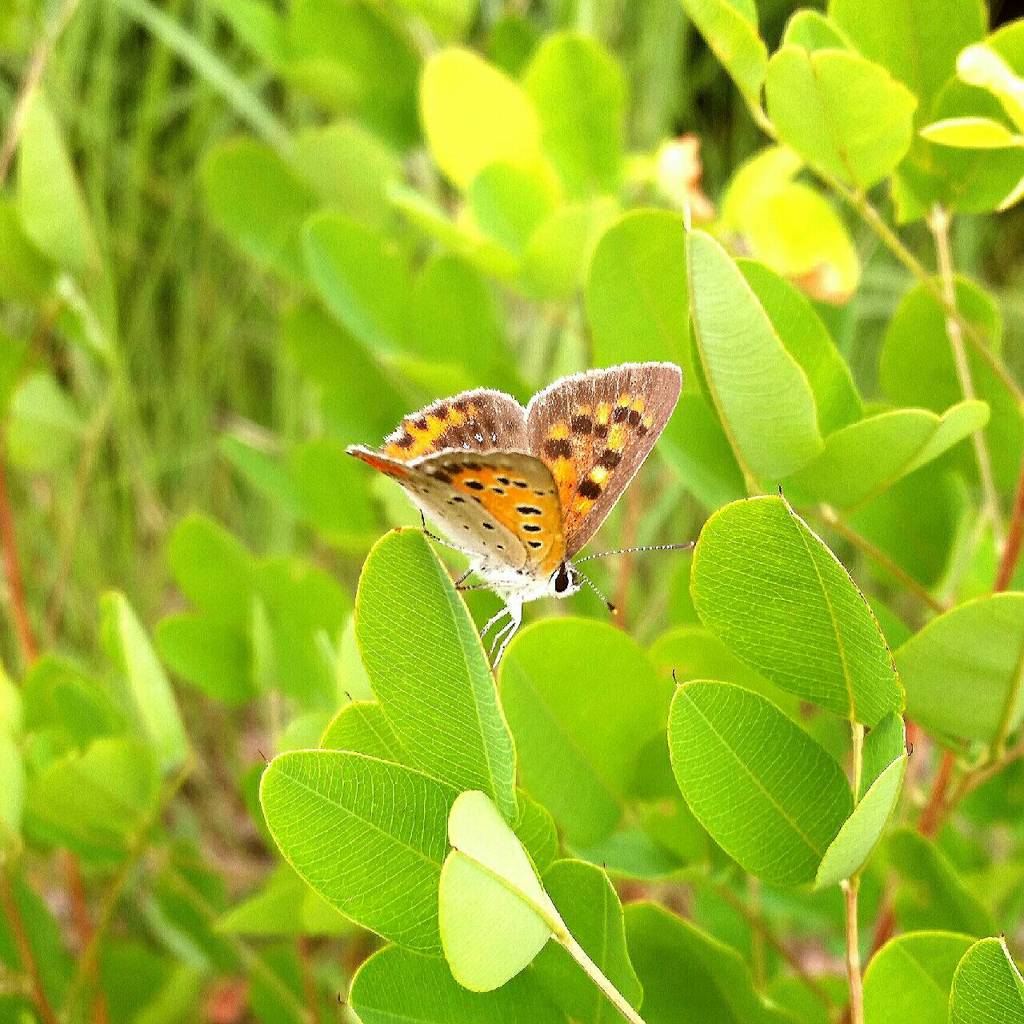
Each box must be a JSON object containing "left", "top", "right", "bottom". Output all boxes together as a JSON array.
[
  {"left": 995, "top": 453, "right": 1024, "bottom": 592},
  {"left": 0, "top": 450, "right": 37, "bottom": 666},
  {"left": 0, "top": 871, "right": 59, "bottom": 1024},
  {"left": 62, "top": 851, "right": 110, "bottom": 1023}
]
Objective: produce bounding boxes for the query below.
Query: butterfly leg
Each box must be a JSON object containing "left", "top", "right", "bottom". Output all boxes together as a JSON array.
[
  {"left": 480, "top": 605, "right": 511, "bottom": 640},
  {"left": 490, "top": 600, "right": 523, "bottom": 666},
  {"left": 418, "top": 511, "right": 476, "bottom": 559}
]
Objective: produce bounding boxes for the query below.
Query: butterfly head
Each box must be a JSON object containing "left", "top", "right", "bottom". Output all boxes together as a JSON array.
[{"left": 549, "top": 561, "right": 581, "bottom": 600}]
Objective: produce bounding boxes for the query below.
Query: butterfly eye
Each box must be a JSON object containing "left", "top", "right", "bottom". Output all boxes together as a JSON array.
[{"left": 554, "top": 565, "right": 571, "bottom": 593}]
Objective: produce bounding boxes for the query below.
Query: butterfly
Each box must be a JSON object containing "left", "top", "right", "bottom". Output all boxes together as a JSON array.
[{"left": 348, "top": 362, "right": 683, "bottom": 663}]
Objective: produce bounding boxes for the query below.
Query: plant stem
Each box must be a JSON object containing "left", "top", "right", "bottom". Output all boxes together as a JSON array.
[
  {"left": 851, "top": 722, "right": 865, "bottom": 798},
  {"left": 0, "top": 446, "right": 37, "bottom": 667},
  {"left": 557, "top": 930, "right": 647, "bottom": 1024},
  {"left": 995, "top": 453, "right": 1024, "bottom": 591},
  {"left": 927, "top": 204, "right": 1005, "bottom": 547},
  {"left": 814, "top": 504, "right": 947, "bottom": 614},
  {"left": 61, "top": 851, "right": 109, "bottom": 1024},
  {"left": 0, "top": 870, "right": 59, "bottom": 1024},
  {"left": 842, "top": 877, "right": 864, "bottom": 1024},
  {"left": 989, "top": 634, "right": 1024, "bottom": 762}
]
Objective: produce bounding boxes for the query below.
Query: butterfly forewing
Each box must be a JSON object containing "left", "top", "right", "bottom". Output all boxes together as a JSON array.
[
  {"left": 526, "top": 362, "right": 682, "bottom": 556},
  {"left": 381, "top": 389, "right": 527, "bottom": 461}
]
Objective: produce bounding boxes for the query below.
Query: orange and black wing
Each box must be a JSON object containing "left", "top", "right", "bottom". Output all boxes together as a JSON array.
[
  {"left": 379, "top": 389, "right": 527, "bottom": 461},
  {"left": 526, "top": 362, "right": 682, "bottom": 557}
]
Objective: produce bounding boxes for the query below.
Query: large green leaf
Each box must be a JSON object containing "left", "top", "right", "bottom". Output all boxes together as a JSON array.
[
  {"left": 669, "top": 681, "right": 852, "bottom": 885},
  {"left": 829, "top": 0, "right": 986, "bottom": 118},
  {"left": 356, "top": 531, "right": 518, "bottom": 821},
  {"left": 303, "top": 212, "right": 411, "bottom": 354},
  {"left": 499, "top": 619, "right": 671, "bottom": 847},
  {"left": 523, "top": 33, "right": 626, "bottom": 198},
  {"left": 321, "top": 701, "right": 407, "bottom": 762},
  {"left": 894, "top": 593, "right": 1024, "bottom": 743},
  {"left": 100, "top": 592, "right": 189, "bottom": 772},
  {"left": 155, "top": 614, "right": 253, "bottom": 705},
  {"left": 17, "top": 91, "right": 98, "bottom": 274},
  {"left": 533, "top": 860, "right": 643, "bottom": 1023},
  {"left": 202, "top": 139, "right": 316, "bottom": 283},
  {"left": 679, "top": 0, "right": 768, "bottom": 111},
  {"left": 785, "top": 402, "right": 990, "bottom": 508},
  {"left": 690, "top": 496, "right": 904, "bottom": 725},
  {"left": 686, "top": 230, "right": 823, "bottom": 482},
  {"left": 949, "top": 937, "right": 1024, "bottom": 1024},
  {"left": 439, "top": 791, "right": 557, "bottom": 991},
  {"left": 420, "top": 47, "right": 545, "bottom": 189},
  {"left": 586, "top": 210, "right": 692, "bottom": 378},
  {"left": 349, "top": 945, "right": 566, "bottom": 1024},
  {"left": 259, "top": 750, "right": 455, "bottom": 953},
  {"left": 765, "top": 47, "right": 917, "bottom": 188},
  {"left": 624, "top": 902, "right": 793, "bottom": 1023},
  {"left": 862, "top": 931, "right": 974, "bottom": 1024}
]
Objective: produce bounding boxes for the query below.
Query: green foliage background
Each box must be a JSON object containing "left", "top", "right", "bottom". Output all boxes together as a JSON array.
[{"left": 2, "top": 0, "right": 1024, "bottom": 1021}]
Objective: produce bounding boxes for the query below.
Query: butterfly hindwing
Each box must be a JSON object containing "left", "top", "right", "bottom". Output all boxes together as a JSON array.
[
  {"left": 413, "top": 450, "right": 566, "bottom": 576},
  {"left": 526, "top": 362, "right": 682, "bottom": 556},
  {"left": 381, "top": 389, "right": 527, "bottom": 461}
]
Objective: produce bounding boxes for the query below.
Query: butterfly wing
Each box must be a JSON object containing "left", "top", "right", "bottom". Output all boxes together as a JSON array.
[
  {"left": 526, "top": 362, "right": 682, "bottom": 557},
  {"left": 379, "top": 389, "right": 527, "bottom": 460},
  {"left": 347, "top": 447, "right": 566, "bottom": 577}
]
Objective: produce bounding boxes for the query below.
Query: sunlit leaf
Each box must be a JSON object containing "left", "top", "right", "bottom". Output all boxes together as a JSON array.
[{"left": 949, "top": 937, "right": 1024, "bottom": 1023}]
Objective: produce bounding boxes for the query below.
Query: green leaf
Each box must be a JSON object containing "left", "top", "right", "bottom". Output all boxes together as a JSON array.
[
  {"left": 895, "top": 593, "right": 1024, "bottom": 744},
  {"left": 533, "top": 860, "right": 643, "bottom": 1023},
  {"left": 156, "top": 614, "right": 254, "bottom": 705},
  {"left": 782, "top": 10, "right": 852, "bottom": 51},
  {"left": 218, "top": 864, "right": 352, "bottom": 937},
  {"left": 439, "top": 791, "right": 557, "bottom": 991},
  {"left": 815, "top": 744, "right": 906, "bottom": 887},
  {"left": 420, "top": 47, "right": 545, "bottom": 189},
  {"left": 679, "top": 0, "right": 768, "bottom": 111},
  {"left": 167, "top": 514, "right": 256, "bottom": 629},
  {"left": 691, "top": 496, "right": 904, "bottom": 725},
  {"left": 356, "top": 531, "right": 518, "bottom": 821},
  {"left": 321, "top": 700, "right": 407, "bottom": 761},
  {"left": 879, "top": 278, "right": 1022, "bottom": 493},
  {"left": 286, "top": 0, "right": 420, "bottom": 147},
  {"left": 949, "top": 937, "right": 1024, "bottom": 1024},
  {"left": 785, "top": 402, "right": 990, "bottom": 508},
  {"left": 259, "top": 750, "right": 455, "bottom": 953},
  {"left": 6, "top": 372, "right": 83, "bottom": 470},
  {"left": 0, "top": 729, "right": 23, "bottom": 852},
  {"left": 624, "top": 902, "right": 793, "bottom": 1023},
  {"left": 686, "top": 229, "right": 823, "bottom": 482},
  {"left": 861, "top": 712, "right": 907, "bottom": 797},
  {"left": 513, "top": 793, "right": 560, "bottom": 874},
  {"left": 523, "top": 32, "right": 626, "bottom": 198},
  {"left": 100, "top": 592, "right": 189, "bottom": 771},
  {"left": 467, "top": 161, "right": 558, "bottom": 254},
  {"left": 921, "top": 116, "right": 1024, "bottom": 148},
  {"left": 219, "top": 435, "right": 302, "bottom": 516},
  {"left": 739, "top": 260, "right": 862, "bottom": 433},
  {"left": 586, "top": 210, "right": 692, "bottom": 378},
  {"left": 17, "top": 90, "right": 99, "bottom": 274},
  {"left": 292, "top": 121, "right": 402, "bottom": 228},
  {"left": 208, "top": 0, "right": 288, "bottom": 65},
  {"left": 201, "top": 139, "right": 316, "bottom": 282},
  {"left": 303, "top": 212, "right": 411, "bottom": 354},
  {"left": 25, "top": 737, "right": 159, "bottom": 861},
  {"left": 887, "top": 829, "right": 996, "bottom": 936},
  {"left": 0, "top": 200, "right": 54, "bottom": 305},
  {"left": 862, "top": 931, "right": 974, "bottom": 1024},
  {"left": 350, "top": 945, "right": 566, "bottom": 1024},
  {"left": 765, "top": 47, "right": 917, "bottom": 188},
  {"left": 829, "top": 0, "right": 985, "bottom": 118},
  {"left": 661, "top": 394, "right": 746, "bottom": 510},
  {"left": 499, "top": 619, "right": 671, "bottom": 847},
  {"left": 669, "top": 681, "right": 853, "bottom": 885}
]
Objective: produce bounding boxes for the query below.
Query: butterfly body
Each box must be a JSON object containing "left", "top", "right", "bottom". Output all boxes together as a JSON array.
[{"left": 348, "top": 362, "right": 682, "bottom": 662}]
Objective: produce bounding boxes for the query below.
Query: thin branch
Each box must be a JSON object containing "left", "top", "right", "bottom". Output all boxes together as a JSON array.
[
  {"left": 842, "top": 878, "right": 864, "bottom": 1024},
  {"left": 61, "top": 851, "right": 109, "bottom": 1024},
  {"left": 558, "top": 931, "right": 647, "bottom": 1024},
  {"left": 927, "top": 204, "right": 1004, "bottom": 546},
  {"left": 814, "top": 504, "right": 947, "bottom": 614},
  {"left": 0, "top": 871, "right": 59, "bottom": 1024}
]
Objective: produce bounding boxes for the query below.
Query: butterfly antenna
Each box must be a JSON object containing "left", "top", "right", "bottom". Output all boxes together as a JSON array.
[
  {"left": 574, "top": 541, "right": 694, "bottom": 565},
  {"left": 575, "top": 569, "right": 617, "bottom": 615}
]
